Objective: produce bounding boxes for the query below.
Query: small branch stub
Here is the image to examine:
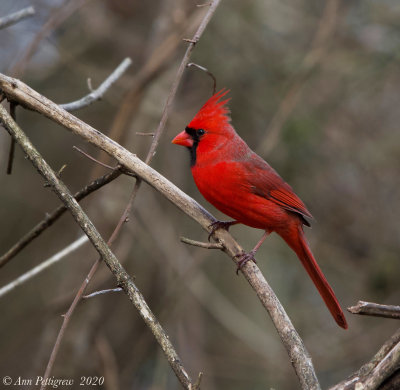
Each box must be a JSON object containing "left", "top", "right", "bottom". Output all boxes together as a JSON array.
[
  {"left": 348, "top": 301, "right": 400, "bottom": 320},
  {"left": 180, "top": 236, "right": 223, "bottom": 249}
]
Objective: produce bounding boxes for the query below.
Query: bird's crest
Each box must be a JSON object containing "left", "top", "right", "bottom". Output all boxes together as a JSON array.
[{"left": 188, "top": 89, "right": 231, "bottom": 131}]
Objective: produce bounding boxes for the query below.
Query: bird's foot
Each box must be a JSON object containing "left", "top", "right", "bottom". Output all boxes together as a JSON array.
[
  {"left": 208, "top": 220, "right": 238, "bottom": 241},
  {"left": 234, "top": 250, "right": 257, "bottom": 275}
]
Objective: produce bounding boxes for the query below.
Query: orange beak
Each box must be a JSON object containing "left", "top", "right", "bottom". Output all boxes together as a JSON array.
[{"left": 172, "top": 130, "right": 193, "bottom": 147}]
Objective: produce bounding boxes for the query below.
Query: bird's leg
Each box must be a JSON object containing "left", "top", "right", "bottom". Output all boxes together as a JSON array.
[
  {"left": 208, "top": 220, "right": 239, "bottom": 241},
  {"left": 235, "top": 231, "right": 269, "bottom": 274}
]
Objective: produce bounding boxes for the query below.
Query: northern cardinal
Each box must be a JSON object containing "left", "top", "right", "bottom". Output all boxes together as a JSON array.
[{"left": 172, "top": 89, "right": 347, "bottom": 329}]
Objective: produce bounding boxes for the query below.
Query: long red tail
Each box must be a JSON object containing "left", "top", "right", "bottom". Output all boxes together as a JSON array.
[{"left": 279, "top": 224, "right": 348, "bottom": 329}]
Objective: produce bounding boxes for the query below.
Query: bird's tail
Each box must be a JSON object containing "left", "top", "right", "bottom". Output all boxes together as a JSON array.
[{"left": 279, "top": 223, "right": 348, "bottom": 329}]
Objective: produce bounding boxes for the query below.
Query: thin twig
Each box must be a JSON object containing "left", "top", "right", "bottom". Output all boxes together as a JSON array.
[
  {"left": 6, "top": 103, "right": 16, "bottom": 174},
  {"left": 0, "top": 169, "right": 121, "bottom": 268},
  {"left": 73, "top": 146, "right": 116, "bottom": 170},
  {"left": 348, "top": 301, "right": 400, "bottom": 320},
  {"left": 60, "top": 58, "right": 132, "bottom": 111},
  {"left": 0, "top": 236, "right": 89, "bottom": 298},
  {"left": 0, "top": 105, "right": 195, "bottom": 390},
  {"left": 0, "top": 73, "right": 321, "bottom": 390},
  {"left": 146, "top": 0, "right": 221, "bottom": 165},
  {"left": 82, "top": 287, "right": 123, "bottom": 299},
  {"left": 187, "top": 62, "right": 217, "bottom": 94},
  {"left": 0, "top": 6, "right": 35, "bottom": 30},
  {"left": 180, "top": 236, "right": 223, "bottom": 249}
]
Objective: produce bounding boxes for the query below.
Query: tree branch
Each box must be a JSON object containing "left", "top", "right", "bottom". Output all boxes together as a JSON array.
[
  {"left": 0, "top": 74, "right": 321, "bottom": 390},
  {"left": 60, "top": 58, "right": 132, "bottom": 111},
  {"left": 0, "top": 105, "right": 195, "bottom": 390},
  {"left": 0, "top": 236, "right": 88, "bottom": 298},
  {"left": 180, "top": 236, "right": 223, "bottom": 249},
  {"left": 145, "top": 0, "right": 221, "bottom": 164},
  {"left": 329, "top": 329, "right": 400, "bottom": 390},
  {"left": 0, "top": 168, "right": 121, "bottom": 268},
  {"left": 0, "top": 6, "right": 35, "bottom": 30},
  {"left": 348, "top": 301, "right": 400, "bottom": 320}
]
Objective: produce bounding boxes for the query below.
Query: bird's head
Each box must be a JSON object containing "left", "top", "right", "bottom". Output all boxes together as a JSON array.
[{"left": 172, "top": 89, "right": 234, "bottom": 166}]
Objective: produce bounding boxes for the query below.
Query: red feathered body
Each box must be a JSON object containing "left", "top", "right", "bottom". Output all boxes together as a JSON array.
[{"left": 172, "top": 90, "right": 347, "bottom": 329}]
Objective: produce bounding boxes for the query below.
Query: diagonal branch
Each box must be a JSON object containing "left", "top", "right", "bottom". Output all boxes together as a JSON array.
[
  {"left": 0, "top": 105, "right": 195, "bottom": 390},
  {"left": 0, "top": 74, "right": 321, "bottom": 390},
  {"left": 60, "top": 58, "right": 132, "bottom": 111},
  {"left": 0, "top": 168, "right": 121, "bottom": 268},
  {"left": 0, "top": 6, "right": 35, "bottom": 30},
  {"left": 329, "top": 329, "right": 400, "bottom": 390},
  {"left": 0, "top": 236, "right": 89, "bottom": 298}
]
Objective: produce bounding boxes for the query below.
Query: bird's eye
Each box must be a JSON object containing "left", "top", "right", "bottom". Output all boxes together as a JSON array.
[{"left": 197, "top": 129, "right": 205, "bottom": 136}]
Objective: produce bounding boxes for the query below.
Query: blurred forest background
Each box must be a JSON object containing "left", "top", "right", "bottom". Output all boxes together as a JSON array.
[{"left": 0, "top": 0, "right": 399, "bottom": 389}]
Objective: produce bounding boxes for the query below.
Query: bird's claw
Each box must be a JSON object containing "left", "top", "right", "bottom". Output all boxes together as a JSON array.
[
  {"left": 234, "top": 251, "right": 257, "bottom": 275},
  {"left": 208, "top": 220, "right": 236, "bottom": 241}
]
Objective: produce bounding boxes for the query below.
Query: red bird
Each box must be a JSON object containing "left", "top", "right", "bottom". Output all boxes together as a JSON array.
[{"left": 172, "top": 90, "right": 347, "bottom": 329}]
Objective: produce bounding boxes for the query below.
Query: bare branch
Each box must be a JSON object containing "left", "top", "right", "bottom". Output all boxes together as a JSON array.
[
  {"left": 0, "top": 6, "right": 35, "bottom": 30},
  {"left": 60, "top": 58, "right": 132, "bottom": 111},
  {"left": 0, "top": 105, "right": 195, "bottom": 390},
  {"left": 0, "top": 74, "right": 321, "bottom": 390},
  {"left": 72, "top": 146, "right": 116, "bottom": 170},
  {"left": 0, "top": 169, "right": 121, "bottom": 268},
  {"left": 187, "top": 62, "right": 217, "bottom": 94},
  {"left": 82, "top": 287, "right": 123, "bottom": 299},
  {"left": 6, "top": 102, "right": 16, "bottom": 174},
  {"left": 180, "top": 236, "right": 223, "bottom": 249},
  {"left": 348, "top": 301, "right": 400, "bottom": 320},
  {"left": 0, "top": 236, "right": 89, "bottom": 298},
  {"left": 145, "top": 0, "right": 221, "bottom": 165},
  {"left": 330, "top": 329, "right": 400, "bottom": 390}
]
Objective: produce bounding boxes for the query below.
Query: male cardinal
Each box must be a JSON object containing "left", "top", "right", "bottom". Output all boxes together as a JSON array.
[{"left": 172, "top": 90, "right": 347, "bottom": 329}]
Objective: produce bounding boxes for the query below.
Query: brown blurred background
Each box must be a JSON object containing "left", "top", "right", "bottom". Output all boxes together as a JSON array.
[{"left": 0, "top": 0, "right": 399, "bottom": 389}]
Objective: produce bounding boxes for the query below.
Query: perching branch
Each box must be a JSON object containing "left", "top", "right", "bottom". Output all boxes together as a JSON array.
[
  {"left": 0, "top": 168, "right": 121, "bottom": 268},
  {"left": 329, "top": 328, "right": 400, "bottom": 390},
  {"left": 348, "top": 301, "right": 400, "bottom": 320},
  {"left": 60, "top": 58, "right": 132, "bottom": 111},
  {"left": 0, "top": 105, "right": 195, "bottom": 390},
  {"left": 0, "top": 6, "right": 35, "bottom": 30},
  {"left": 0, "top": 74, "right": 321, "bottom": 390}
]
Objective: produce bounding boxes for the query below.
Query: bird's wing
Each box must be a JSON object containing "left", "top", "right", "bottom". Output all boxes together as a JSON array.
[{"left": 244, "top": 153, "right": 313, "bottom": 223}]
